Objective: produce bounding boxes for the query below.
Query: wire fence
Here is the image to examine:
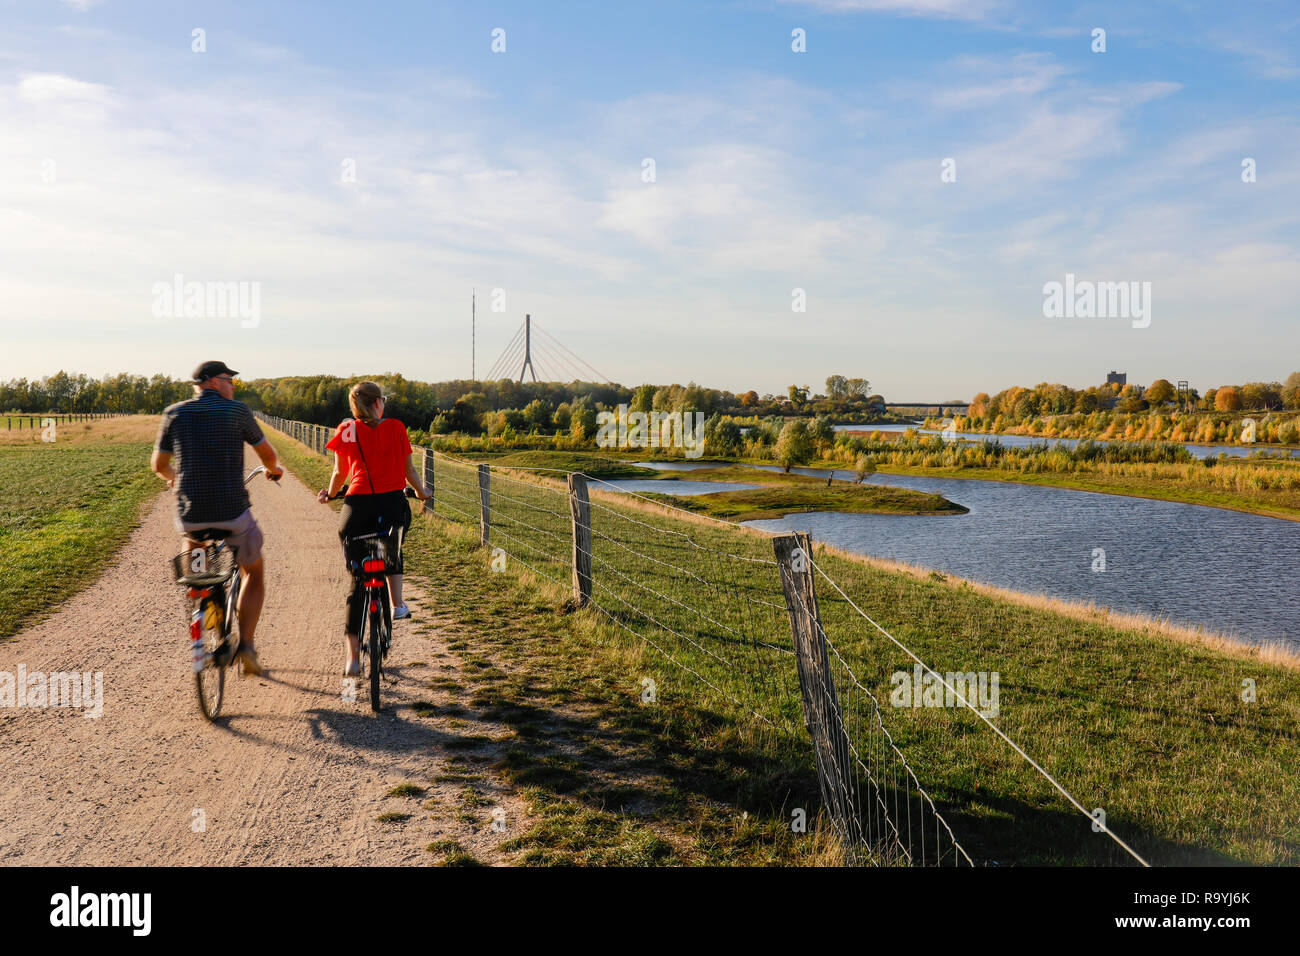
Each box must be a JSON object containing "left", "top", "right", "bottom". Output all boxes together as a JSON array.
[
  {"left": 3, "top": 412, "right": 128, "bottom": 431},
  {"left": 256, "top": 412, "right": 1150, "bottom": 868}
]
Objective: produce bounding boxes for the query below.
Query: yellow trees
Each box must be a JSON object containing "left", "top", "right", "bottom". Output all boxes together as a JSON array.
[
  {"left": 1216, "top": 386, "right": 1242, "bottom": 411},
  {"left": 1146, "top": 379, "right": 1175, "bottom": 405}
]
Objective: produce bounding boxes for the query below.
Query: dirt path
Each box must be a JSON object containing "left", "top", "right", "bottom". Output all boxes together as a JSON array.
[{"left": 0, "top": 454, "right": 524, "bottom": 865}]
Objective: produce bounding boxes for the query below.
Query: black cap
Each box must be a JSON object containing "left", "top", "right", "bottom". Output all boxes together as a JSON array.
[{"left": 192, "top": 360, "right": 239, "bottom": 383}]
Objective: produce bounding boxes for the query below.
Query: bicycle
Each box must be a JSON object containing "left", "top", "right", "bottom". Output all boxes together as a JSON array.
[
  {"left": 333, "top": 484, "right": 418, "bottom": 712},
  {"left": 171, "top": 465, "right": 278, "bottom": 720}
]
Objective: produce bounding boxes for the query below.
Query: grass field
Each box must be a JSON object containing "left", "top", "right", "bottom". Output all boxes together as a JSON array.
[
  {"left": 0, "top": 416, "right": 160, "bottom": 641},
  {"left": 455, "top": 452, "right": 968, "bottom": 520},
  {"left": 637, "top": 464, "right": 967, "bottom": 520},
  {"left": 266, "top": 420, "right": 1300, "bottom": 866},
  {"left": 462, "top": 450, "right": 656, "bottom": 479}
]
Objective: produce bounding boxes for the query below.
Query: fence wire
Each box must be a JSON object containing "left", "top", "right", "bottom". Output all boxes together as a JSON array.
[{"left": 255, "top": 413, "right": 1151, "bottom": 868}]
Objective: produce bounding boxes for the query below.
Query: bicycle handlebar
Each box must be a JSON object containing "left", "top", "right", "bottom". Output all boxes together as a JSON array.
[
  {"left": 244, "top": 466, "right": 283, "bottom": 485},
  {"left": 328, "top": 484, "right": 420, "bottom": 501}
]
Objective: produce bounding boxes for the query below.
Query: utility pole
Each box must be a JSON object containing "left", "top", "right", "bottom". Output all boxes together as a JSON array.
[
  {"left": 518, "top": 313, "right": 537, "bottom": 383},
  {"left": 472, "top": 289, "right": 476, "bottom": 382}
]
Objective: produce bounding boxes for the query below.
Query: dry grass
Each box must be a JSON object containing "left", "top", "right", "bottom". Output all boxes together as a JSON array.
[{"left": 0, "top": 415, "right": 159, "bottom": 447}]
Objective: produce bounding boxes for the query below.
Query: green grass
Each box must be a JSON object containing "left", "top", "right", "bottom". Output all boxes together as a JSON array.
[
  {"left": 386, "top": 783, "right": 426, "bottom": 798},
  {"left": 464, "top": 450, "right": 657, "bottom": 479},
  {"left": 0, "top": 421, "right": 160, "bottom": 641},
  {"left": 636, "top": 465, "right": 966, "bottom": 520},
  {"left": 265, "top": 417, "right": 1300, "bottom": 867}
]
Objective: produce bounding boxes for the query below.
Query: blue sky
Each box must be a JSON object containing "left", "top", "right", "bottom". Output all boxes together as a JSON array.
[{"left": 2, "top": 0, "right": 1297, "bottom": 399}]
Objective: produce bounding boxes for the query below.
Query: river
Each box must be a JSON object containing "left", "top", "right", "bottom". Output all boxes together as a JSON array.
[{"left": 613, "top": 460, "right": 1299, "bottom": 649}]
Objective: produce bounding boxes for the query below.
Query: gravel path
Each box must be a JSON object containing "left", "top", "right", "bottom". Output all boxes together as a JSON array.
[{"left": 0, "top": 453, "right": 519, "bottom": 865}]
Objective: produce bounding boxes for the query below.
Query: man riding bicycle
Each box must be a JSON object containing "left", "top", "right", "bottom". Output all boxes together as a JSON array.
[{"left": 152, "top": 361, "right": 283, "bottom": 676}]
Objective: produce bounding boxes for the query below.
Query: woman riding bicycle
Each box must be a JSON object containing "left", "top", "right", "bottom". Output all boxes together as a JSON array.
[{"left": 317, "top": 382, "right": 431, "bottom": 676}]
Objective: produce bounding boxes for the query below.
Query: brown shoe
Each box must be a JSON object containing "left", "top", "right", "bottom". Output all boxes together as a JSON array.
[{"left": 237, "top": 648, "right": 265, "bottom": 677}]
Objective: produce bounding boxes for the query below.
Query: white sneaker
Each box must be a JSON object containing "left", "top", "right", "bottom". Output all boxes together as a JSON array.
[{"left": 392, "top": 604, "right": 411, "bottom": 620}]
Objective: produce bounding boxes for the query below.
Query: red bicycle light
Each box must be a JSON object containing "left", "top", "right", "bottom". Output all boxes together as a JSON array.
[
  {"left": 369, "top": 601, "right": 379, "bottom": 613},
  {"left": 362, "top": 559, "right": 385, "bottom": 573},
  {"left": 364, "top": 577, "right": 384, "bottom": 589}
]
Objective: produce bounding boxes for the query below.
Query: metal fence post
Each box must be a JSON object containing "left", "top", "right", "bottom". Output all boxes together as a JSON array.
[
  {"left": 477, "top": 463, "right": 491, "bottom": 547},
  {"left": 567, "top": 474, "right": 593, "bottom": 608},
  {"left": 773, "top": 531, "right": 863, "bottom": 859},
  {"left": 422, "top": 448, "right": 435, "bottom": 514}
]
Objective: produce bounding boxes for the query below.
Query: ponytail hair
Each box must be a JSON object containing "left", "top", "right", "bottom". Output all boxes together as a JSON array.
[{"left": 349, "top": 381, "right": 384, "bottom": 427}]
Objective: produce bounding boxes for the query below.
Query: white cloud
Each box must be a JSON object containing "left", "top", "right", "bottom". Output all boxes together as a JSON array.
[
  {"left": 17, "top": 72, "right": 113, "bottom": 104},
  {"left": 929, "top": 54, "right": 1072, "bottom": 108}
]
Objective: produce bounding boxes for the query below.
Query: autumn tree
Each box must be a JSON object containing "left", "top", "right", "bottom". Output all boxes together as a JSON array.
[
  {"left": 1146, "top": 379, "right": 1175, "bottom": 405},
  {"left": 774, "top": 420, "right": 815, "bottom": 472},
  {"left": 1215, "top": 386, "right": 1242, "bottom": 411}
]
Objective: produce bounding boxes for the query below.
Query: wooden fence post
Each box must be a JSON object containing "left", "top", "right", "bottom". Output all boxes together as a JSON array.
[
  {"left": 477, "top": 464, "right": 491, "bottom": 547},
  {"left": 772, "top": 531, "right": 863, "bottom": 858},
  {"left": 422, "top": 448, "right": 435, "bottom": 514},
  {"left": 567, "top": 474, "right": 593, "bottom": 608}
]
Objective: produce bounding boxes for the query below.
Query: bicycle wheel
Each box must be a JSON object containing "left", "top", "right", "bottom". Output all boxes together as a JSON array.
[
  {"left": 368, "top": 600, "right": 382, "bottom": 711},
  {"left": 194, "top": 599, "right": 226, "bottom": 720}
]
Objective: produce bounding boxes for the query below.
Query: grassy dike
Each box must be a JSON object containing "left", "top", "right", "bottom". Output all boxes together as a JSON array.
[
  {"left": 269, "top": 426, "right": 1300, "bottom": 866},
  {"left": 0, "top": 416, "right": 162, "bottom": 641}
]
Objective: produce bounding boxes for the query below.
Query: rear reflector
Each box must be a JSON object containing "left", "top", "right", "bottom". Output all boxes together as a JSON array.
[
  {"left": 362, "top": 559, "right": 385, "bottom": 573},
  {"left": 369, "top": 601, "right": 379, "bottom": 613}
]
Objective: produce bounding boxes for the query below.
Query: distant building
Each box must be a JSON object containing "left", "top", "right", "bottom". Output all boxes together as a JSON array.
[{"left": 1106, "top": 371, "right": 1127, "bottom": 386}]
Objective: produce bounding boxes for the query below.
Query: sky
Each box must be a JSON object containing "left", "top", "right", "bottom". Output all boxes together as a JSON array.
[{"left": 1, "top": 0, "right": 1297, "bottom": 400}]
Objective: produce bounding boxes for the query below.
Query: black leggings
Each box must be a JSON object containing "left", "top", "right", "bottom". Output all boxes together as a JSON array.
[{"left": 339, "top": 491, "right": 411, "bottom": 635}]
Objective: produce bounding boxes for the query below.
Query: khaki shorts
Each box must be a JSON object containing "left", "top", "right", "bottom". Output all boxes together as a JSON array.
[{"left": 179, "top": 509, "right": 264, "bottom": 566}]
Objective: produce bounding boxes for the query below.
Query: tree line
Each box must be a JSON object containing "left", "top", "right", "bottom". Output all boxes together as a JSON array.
[
  {"left": 3, "top": 370, "right": 893, "bottom": 429},
  {"left": 970, "top": 374, "right": 1300, "bottom": 424}
]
